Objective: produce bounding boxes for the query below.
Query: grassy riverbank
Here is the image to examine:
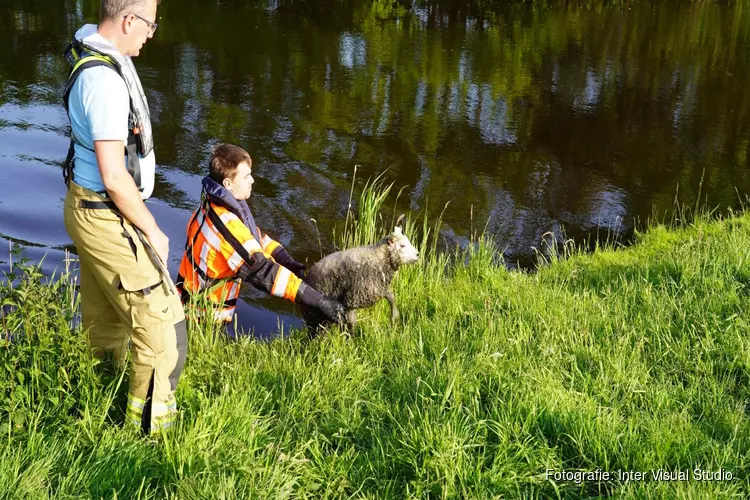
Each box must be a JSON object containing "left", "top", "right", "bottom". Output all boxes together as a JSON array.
[{"left": 1, "top": 186, "right": 750, "bottom": 498}]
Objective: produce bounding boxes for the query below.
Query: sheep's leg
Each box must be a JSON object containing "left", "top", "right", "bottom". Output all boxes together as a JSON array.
[
  {"left": 345, "top": 309, "right": 357, "bottom": 330},
  {"left": 302, "top": 305, "right": 325, "bottom": 338},
  {"left": 385, "top": 290, "right": 400, "bottom": 325}
]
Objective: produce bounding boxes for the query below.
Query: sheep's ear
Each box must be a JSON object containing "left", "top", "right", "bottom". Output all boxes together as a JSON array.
[
  {"left": 387, "top": 235, "right": 397, "bottom": 246},
  {"left": 394, "top": 225, "right": 403, "bottom": 236}
]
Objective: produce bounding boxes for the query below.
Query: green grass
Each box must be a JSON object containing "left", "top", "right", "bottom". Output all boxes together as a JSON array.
[{"left": 1, "top": 183, "right": 750, "bottom": 498}]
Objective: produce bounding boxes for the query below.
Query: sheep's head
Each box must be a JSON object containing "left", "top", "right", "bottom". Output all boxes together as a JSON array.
[{"left": 386, "top": 226, "right": 420, "bottom": 265}]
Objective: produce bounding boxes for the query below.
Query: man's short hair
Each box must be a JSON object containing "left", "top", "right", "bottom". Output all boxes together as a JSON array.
[
  {"left": 209, "top": 144, "right": 252, "bottom": 184},
  {"left": 100, "top": 0, "right": 156, "bottom": 23}
]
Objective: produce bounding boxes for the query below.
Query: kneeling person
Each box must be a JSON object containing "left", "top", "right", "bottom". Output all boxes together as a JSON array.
[{"left": 176, "top": 144, "right": 345, "bottom": 333}]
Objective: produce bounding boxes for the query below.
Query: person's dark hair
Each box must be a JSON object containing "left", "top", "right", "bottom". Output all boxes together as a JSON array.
[
  {"left": 209, "top": 144, "right": 252, "bottom": 184},
  {"left": 100, "top": 0, "right": 158, "bottom": 23}
]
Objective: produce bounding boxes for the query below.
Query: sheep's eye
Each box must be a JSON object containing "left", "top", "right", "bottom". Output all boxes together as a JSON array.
[{"left": 400, "top": 244, "right": 406, "bottom": 248}]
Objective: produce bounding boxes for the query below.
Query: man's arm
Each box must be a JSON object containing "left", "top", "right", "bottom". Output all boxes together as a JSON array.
[
  {"left": 219, "top": 214, "right": 345, "bottom": 322},
  {"left": 94, "top": 140, "right": 169, "bottom": 264}
]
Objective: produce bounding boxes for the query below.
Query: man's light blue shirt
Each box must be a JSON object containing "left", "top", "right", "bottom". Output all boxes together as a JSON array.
[{"left": 67, "top": 46, "right": 155, "bottom": 198}]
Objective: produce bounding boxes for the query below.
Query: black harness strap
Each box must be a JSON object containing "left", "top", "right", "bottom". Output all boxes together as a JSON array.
[
  {"left": 206, "top": 206, "right": 256, "bottom": 267},
  {"left": 62, "top": 140, "right": 76, "bottom": 187},
  {"left": 125, "top": 124, "right": 141, "bottom": 187}
]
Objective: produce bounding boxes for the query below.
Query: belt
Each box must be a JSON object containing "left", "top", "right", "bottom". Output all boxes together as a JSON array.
[
  {"left": 80, "top": 199, "right": 117, "bottom": 210},
  {"left": 116, "top": 278, "right": 163, "bottom": 296}
]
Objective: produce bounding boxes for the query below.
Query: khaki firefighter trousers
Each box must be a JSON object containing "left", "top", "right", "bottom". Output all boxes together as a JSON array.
[{"left": 64, "top": 181, "right": 187, "bottom": 434}]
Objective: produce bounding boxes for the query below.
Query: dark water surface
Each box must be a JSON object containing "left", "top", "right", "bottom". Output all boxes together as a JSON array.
[{"left": 1, "top": 0, "right": 749, "bottom": 336}]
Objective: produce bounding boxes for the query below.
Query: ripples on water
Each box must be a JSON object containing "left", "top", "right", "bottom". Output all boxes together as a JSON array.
[{"left": 1, "top": 0, "right": 748, "bottom": 335}]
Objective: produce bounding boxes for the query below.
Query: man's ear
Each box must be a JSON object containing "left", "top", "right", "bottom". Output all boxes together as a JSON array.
[
  {"left": 222, "top": 178, "right": 232, "bottom": 190},
  {"left": 121, "top": 13, "right": 134, "bottom": 35}
]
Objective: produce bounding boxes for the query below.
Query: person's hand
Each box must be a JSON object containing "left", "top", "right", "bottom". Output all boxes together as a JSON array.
[
  {"left": 144, "top": 227, "right": 169, "bottom": 265},
  {"left": 315, "top": 296, "right": 346, "bottom": 323},
  {"left": 285, "top": 259, "right": 307, "bottom": 279}
]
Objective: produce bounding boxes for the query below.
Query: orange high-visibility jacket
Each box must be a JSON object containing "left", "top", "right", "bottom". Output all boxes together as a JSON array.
[{"left": 176, "top": 177, "right": 321, "bottom": 323}]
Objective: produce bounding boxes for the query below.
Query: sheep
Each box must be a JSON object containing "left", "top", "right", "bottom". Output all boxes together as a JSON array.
[{"left": 301, "top": 226, "right": 420, "bottom": 335}]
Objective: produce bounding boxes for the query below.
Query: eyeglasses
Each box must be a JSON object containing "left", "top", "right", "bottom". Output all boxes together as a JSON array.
[{"left": 125, "top": 12, "right": 158, "bottom": 34}]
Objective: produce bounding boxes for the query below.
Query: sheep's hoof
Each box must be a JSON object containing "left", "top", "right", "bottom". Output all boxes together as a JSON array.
[
  {"left": 345, "top": 310, "right": 357, "bottom": 330},
  {"left": 390, "top": 311, "right": 400, "bottom": 325}
]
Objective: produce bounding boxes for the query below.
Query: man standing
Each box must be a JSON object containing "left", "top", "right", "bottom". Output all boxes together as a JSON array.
[{"left": 62, "top": 0, "right": 186, "bottom": 434}]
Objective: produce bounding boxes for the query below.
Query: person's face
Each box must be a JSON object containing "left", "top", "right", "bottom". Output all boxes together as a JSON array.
[
  {"left": 123, "top": 0, "right": 158, "bottom": 57},
  {"left": 223, "top": 160, "right": 254, "bottom": 200}
]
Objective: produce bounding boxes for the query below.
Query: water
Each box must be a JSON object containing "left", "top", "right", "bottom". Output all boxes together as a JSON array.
[{"left": 1, "top": 0, "right": 749, "bottom": 336}]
